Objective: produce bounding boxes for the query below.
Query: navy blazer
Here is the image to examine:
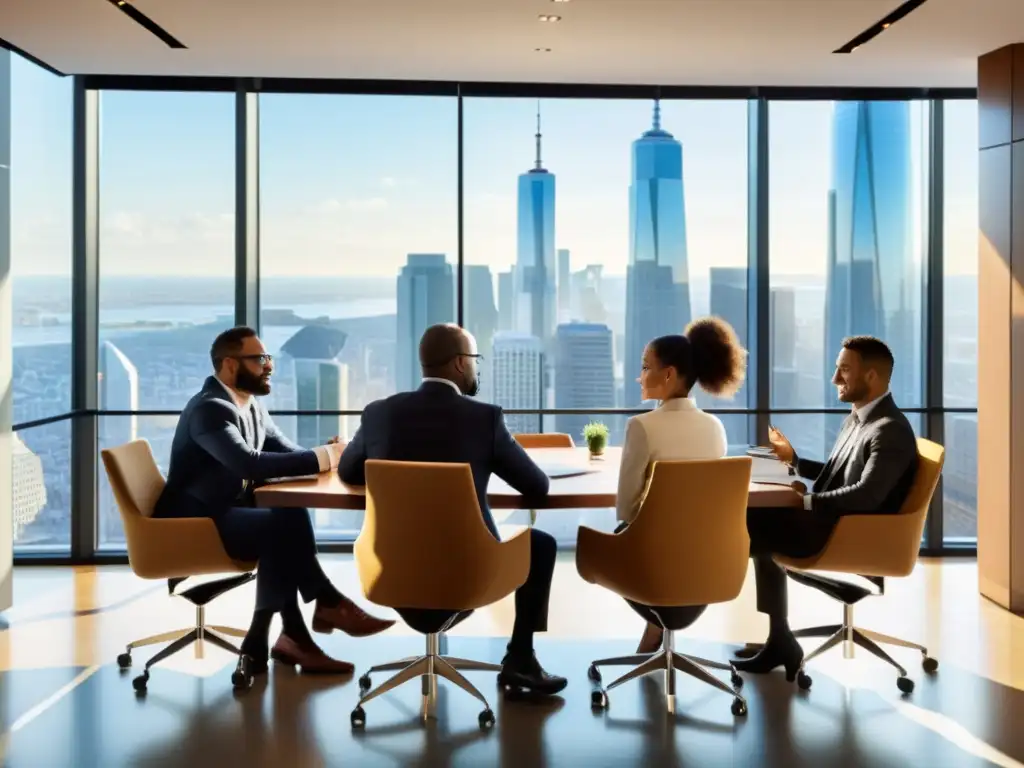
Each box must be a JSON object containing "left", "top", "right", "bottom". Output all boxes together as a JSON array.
[
  {"left": 796, "top": 393, "right": 918, "bottom": 517},
  {"left": 338, "top": 381, "right": 550, "bottom": 539},
  {"left": 155, "top": 376, "right": 320, "bottom": 517}
]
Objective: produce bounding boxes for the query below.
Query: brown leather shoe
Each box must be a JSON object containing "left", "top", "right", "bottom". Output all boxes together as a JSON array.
[
  {"left": 270, "top": 634, "right": 355, "bottom": 675},
  {"left": 311, "top": 597, "right": 395, "bottom": 637}
]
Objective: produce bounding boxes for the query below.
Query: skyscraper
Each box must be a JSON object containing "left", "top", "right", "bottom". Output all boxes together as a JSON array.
[
  {"left": 557, "top": 248, "right": 571, "bottom": 321},
  {"left": 396, "top": 253, "right": 454, "bottom": 393},
  {"left": 497, "top": 270, "right": 513, "bottom": 332},
  {"left": 624, "top": 99, "right": 692, "bottom": 407},
  {"left": 492, "top": 331, "right": 543, "bottom": 434},
  {"left": 98, "top": 340, "right": 139, "bottom": 446},
  {"left": 464, "top": 264, "right": 497, "bottom": 401},
  {"left": 824, "top": 101, "right": 919, "bottom": 450},
  {"left": 554, "top": 323, "right": 615, "bottom": 444},
  {"left": 513, "top": 105, "right": 556, "bottom": 344},
  {"left": 278, "top": 325, "right": 351, "bottom": 446},
  {"left": 770, "top": 287, "right": 799, "bottom": 409}
]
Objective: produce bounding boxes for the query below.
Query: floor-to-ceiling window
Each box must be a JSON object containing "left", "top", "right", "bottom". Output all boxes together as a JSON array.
[
  {"left": 767, "top": 100, "right": 929, "bottom": 461},
  {"left": 9, "top": 53, "right": 73, "bottom": 553},
  {"left": 95, "top": 90, "right": 235, "bottom": 548},
  {"left": 463, "top": 96, "right": 751, "bottom": 543},
  {"left": 257, "top": 93, "right": 458, "bottom": 540},
  {"left": 942, "top": 98, "right": 979, "bottom": 544}
]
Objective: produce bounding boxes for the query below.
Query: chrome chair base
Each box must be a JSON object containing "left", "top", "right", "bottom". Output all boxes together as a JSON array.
[
  {"left": 351, "top": 633, "right": 500, "bottom": 729},
  {"left": 792, "top": 605, "right": 938, "bottom": 694},
  {"left": 587, "top": 631, "right": 747, "bottom": 716},
  {"left": 117, "top": 605, "right": 247, "bottom": 693}
]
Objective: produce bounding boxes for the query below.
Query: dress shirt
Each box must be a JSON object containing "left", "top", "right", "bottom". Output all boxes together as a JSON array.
[{"left": 803, "top": 390, "right": 891, "bottom": 510}]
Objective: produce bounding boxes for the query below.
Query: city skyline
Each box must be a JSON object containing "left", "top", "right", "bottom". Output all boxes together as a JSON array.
[
  {"left": 8, "top": 55, "right": 979, "bottom": 281},
  {"left": 3, "top": 49, "right": 981, "bottom": 551}
]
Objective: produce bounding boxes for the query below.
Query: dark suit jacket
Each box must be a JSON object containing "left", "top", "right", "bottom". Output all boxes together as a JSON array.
[
  {"left": 795, "top": 393, "right": 918, "bottom": 517},
  {"left": 337, "top": 381, "right": 550, "bottom": 539},
  {"left": 155, "top": 376, "right": 320, "bottom": 517}
]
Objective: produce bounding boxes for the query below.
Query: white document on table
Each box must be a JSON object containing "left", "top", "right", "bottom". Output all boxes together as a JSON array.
[{"left": 749, "top": 456, "right": 794, "bottom": 486}]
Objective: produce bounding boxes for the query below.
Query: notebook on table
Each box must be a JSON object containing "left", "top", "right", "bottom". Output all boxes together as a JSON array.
[{"left": 537, "top": 463, "right": 599, "bottom": 479}]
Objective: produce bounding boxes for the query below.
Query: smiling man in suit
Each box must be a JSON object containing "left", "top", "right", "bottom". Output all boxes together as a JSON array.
[
  {"left": 734, "top": 336, "right": 919, "bottom": 678},
  {"left": 338, "top": 323, "right": 568, "bottom": 696},
  {"left": 154, "top": 326, "right": 394, "bottom": 682}
]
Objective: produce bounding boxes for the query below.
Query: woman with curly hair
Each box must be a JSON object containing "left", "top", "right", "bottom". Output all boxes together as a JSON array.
[{"left": 614, "top": 316, "right": 748, "bottom": 653}]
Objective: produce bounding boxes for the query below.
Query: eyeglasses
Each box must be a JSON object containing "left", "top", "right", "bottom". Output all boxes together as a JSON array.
[{"left": 233, "top": 354, "right": 273, "bottom": 366}]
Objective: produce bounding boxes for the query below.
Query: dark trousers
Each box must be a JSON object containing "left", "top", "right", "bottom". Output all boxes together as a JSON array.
[
  {"left": 745, "top": 506, "right": 836, "bottom": 622},
  {"left": 214, "top": 506, "right": 332, "bottom": 612},
  {"left": 512, "top": 528, "right": 557, "bottom": 638}
]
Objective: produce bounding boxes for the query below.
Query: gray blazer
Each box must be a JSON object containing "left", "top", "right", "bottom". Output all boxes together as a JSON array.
[
  {"left": 155, "top": 376, "right": 320, "bottom": 517},
  {"left": 796, "top": 393, "right": 918, "bottom": 517}
]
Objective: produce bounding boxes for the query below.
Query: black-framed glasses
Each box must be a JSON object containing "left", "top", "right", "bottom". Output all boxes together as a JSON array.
[{"left": 233, "top": 354, "right": 273, "bottom": 366}]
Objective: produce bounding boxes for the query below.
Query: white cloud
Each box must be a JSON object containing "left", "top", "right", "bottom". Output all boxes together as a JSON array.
[{"left": 314, "top": 197, "right": 389, "bottom": 215}]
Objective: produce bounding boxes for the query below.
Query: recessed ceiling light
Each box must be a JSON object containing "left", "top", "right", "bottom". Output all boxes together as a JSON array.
[
  {"left": 535, "top": 47, "right": 552, "bottom": 52},
  {"left": 551, "top": 0, "right": 571, "bottom": 3},
  {"left": 538, "top": 14, "right": 562, "bottom": 22}
]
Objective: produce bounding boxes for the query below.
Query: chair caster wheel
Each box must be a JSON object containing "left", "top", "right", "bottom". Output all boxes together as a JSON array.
[
  {"left": 587, "top": 664, "right": 601, "bottom": 683},
  {"left": 117, "top": 652, "right": 132, "bottom": 669},
  {"left": 797, "top": 671, "right": 812, "bottom": 690},
  {"left": 231, "top": 655, "right": 255, "bottom": 690},
  {"left": 351, "top": 706, "right": 366, "bottom": 728},
  {"left": 359, "top": 674, "right": 372, "bottom": 691},
  {"left": 132, "top": 672, "right": 149, "bottom": 693},
  {"left": 730, "top": 671, "right": 743, "bottom": 688},
  {"left": 591, "top": 690, "right": 607, "bottom": 710},
  {"left": 922, "top": 657, "right": 938, "bottom": 674},
  {"left": 731, "top": 697, "right": 747, "bottom": 717},
  {"left": 897, "top": 676, "right": 915, "bottom": 694},
  {"left": 478, "top": 709, "right": 495, "bottom": 729}
]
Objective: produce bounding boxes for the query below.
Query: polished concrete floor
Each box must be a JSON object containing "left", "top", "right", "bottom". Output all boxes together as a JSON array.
[{"left": 0, "top": 554, "right": 1021, "bottom": 767}]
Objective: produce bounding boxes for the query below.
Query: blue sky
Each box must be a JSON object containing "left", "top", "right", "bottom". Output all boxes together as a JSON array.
[{"left": 9, "top": 52, "right": 978, "bottom": 280}]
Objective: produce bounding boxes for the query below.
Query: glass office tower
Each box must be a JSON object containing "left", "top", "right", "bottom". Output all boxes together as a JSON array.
[
  {"left": 624, "top": 99, "right": 692, "bottom": 407},
  {"left": 824, "top": 100, "right": 919, "bottom": 451}
]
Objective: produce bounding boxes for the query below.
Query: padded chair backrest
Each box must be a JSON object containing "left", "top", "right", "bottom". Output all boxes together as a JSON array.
[
  {"left": 779, "top": 437, "right": 945, "bottom": 578},
  {"left": 513, "top": 433, "right": 575, "bottom": 449},
  {"left": 101, "top": 440, "right": 165, "bottom": 521},
  {"left": 354, "top": 460, "right": 511, "bottom": 610},
  {"left": 101, "top": 440, "right": 251, "bottom": 579},
  {"left": 615, "top": 457, "right": 752, "bottom": 606}
]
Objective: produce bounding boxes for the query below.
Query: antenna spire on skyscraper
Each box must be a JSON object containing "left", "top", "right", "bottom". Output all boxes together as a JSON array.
[
  {"left": 652, "top": 98, "right": 661, "bottom": 131},
  {"left": 535, "top": 101, "right": 543, "bottom": 170}
]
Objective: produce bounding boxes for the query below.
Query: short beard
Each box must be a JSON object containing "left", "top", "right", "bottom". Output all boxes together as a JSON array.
[{"left": 236, "top": 367, "right": 271, "bottom": 396}]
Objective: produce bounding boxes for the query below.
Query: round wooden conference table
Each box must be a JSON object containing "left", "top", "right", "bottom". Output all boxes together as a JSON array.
[{"left": 253, "top": 447, "right": 801, "bottom": 510}]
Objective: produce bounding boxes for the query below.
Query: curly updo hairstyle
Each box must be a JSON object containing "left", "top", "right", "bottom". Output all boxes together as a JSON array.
[{"left": 648, "top": 316, "right": 748, "bottom": 398}]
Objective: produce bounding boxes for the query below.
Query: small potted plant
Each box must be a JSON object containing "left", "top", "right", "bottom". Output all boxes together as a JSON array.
[{"left": 582, "top": 421, "right": 609, "bottom": 459}]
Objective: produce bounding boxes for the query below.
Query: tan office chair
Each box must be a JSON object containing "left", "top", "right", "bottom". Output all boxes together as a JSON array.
[
  {"left": 768, "top": 438, "right": 944, "bottom": 694},
  {"left": 576, "top": 457, "right": 752, "bottom": 717},
  {"left": 351, "top": 459, "right": 531, "bottom": 730},
  {"left": 101, "top": 440, "right": 257, "bottom": 693},
  {"left": 512, "top": 433, "right": 573, "bottom": 525},
  {"left": 513, "top": 433, "right": 575, "bottom": 449}
]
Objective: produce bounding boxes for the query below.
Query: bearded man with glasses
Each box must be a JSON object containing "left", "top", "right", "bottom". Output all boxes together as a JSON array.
[{"left": 154, "top": 326, "right": 394, "bottom": 685}]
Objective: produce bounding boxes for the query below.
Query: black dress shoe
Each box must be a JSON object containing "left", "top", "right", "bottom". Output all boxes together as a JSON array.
[
  {"left": 731, "top": 634, "right": 803, "bottom": 681},
  {"left": 498, "top": 652, "right": 568, "bottom": 695}
]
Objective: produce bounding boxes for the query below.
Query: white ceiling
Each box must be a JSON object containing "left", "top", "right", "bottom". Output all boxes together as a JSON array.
[{"left": 1, "top": 0, "right": 1021, "bottom": 86}]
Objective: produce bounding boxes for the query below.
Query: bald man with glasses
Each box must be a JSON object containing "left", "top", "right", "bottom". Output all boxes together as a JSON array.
[{"left": 338, "top": 323, "right": 568, "bottom": 696}]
